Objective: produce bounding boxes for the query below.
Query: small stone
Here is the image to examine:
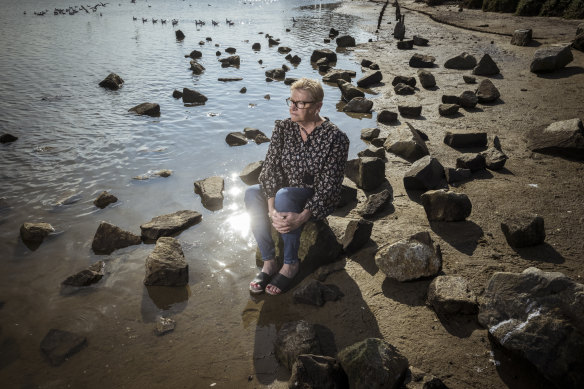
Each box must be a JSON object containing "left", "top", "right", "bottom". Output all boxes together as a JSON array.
[
  {"left": 239, "top": 161, "right": 263, "bottom": 185},
  {"left": 182, "top": 88, "right": 208, "bottom": 104},
  {"left": 144, "top": 237, "right": 188, "bottom": 286},
  {"left": 421, "top": 189, "right": 472, "bottom": 222},
  {"left": 0, "top": 133, "right": 18, "bottom": 143},
  {"left": 476, "top": 79, "right": 500, "bottom": 103},
  {"left": 377, "top": 110, "right": 398, "bottom": 124},
  {"left": 427, "top": 276, "right": 478, "bottom": 315},
  {"left": 98, "top": 73, "right": 124, "bottom": 90},
  {"left": 93, "top": 191, "right": 118, "bottom": 209},
  {"left": 439, "top": 104, "right": 460, "bottom": 116},
  {"left": 155, "top": 316, "right": 176, "bottom": 335},
  {"left": 463, "top": 75, "right": 476, "bottom": 84},
  {"left": 398, "top": 105, "right": 422, "bottom": 118},
  {"left": 417, "top": 70, "right": 436, "bottom": 88},
  {"left": 92, "top": 222, "right": 141, "bottom": 255},
  {"left": 360, "top": 189, "right": 392, "bottom": 218},
  {"left": 20, "top": 222, "right": 55, "bottom": 245},
  {"left": 456, "top": 153, "right": 486, "bottom": 171},
  {"left": 62, "top": 261, "right": 105, "bottom": 287},
  {"left": 40, "top": 329, "right": 87, "bottom": 366},
  {"left": 394, "top": 83, "right": 415, "bottom": 95},
  {"left": 128, "top": 103, "right": 160, "bottom": 116},
  {"left": 194, "top": 176, "right": 224, "bottom": 211},
  {"left": 397, "top": 39, "right": 414, "bottom": 50},
  {"left": 360, "top": 127, "right": 380, "bottom": 141}
]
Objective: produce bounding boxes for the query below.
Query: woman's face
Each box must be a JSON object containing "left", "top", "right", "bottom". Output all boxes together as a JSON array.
[{"left": 289, "top": 88, "right": 321, "bottom": 123}]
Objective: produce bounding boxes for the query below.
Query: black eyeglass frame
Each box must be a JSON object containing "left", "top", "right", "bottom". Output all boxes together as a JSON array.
[{"left": 286, "top": 98, "right": 317, "bottom": 109}]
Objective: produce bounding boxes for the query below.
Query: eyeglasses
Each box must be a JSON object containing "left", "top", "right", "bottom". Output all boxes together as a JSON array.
[{"left": 286, "top": 98, "right": 314, "bottom": 109}]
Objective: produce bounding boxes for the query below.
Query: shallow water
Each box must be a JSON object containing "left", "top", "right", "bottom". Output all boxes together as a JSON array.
[{"left": 0, "top": 0, "right": 377, "bottom": 386}]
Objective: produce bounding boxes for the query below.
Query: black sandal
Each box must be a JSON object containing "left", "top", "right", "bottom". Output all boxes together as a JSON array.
[
  {"left": 249, "top": 272, "right": 272, "bottom": 294},
  {"left": 266, "top": 273, "right": 294, "bottom": 296}
]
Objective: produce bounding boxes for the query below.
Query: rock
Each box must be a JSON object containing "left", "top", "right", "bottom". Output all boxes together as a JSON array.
[
  {"left": 62, "top": 261, "right": 105, "bottom": 287},
  {"left": 356, "top": 70, "right": 382, "bottom": 88},
  {"left": 239, "top": 161, "right": 263, "bottom": 185},
  {"left": 501, "top": 214, "right": 545, "bottom": 248},
  {"left": 92, "top": 221, "right": 141, "bottom": 254},
  {"left": 254, "top": 133, "right": 270, "bottom": 144},
  {"left": 397, "top": 39, "right": 414, "bottom": 50},
  {"left": 20, "top": 222, "right": 54, "bottom": 245},
  {"left": 341, "top": 218, "right": 373, "bottom": 252},
  {"left": 463, "top": 75, "right": 476, "bottom": 84},
  {"left": 413, "top": 35, "right": 429, "bottom": 46},
  {"left": 252, "top": 42, "right": 261, "bottom": 50},
  {"left": 223, "top": 47, "right": 236, "bottom": 54},
  {"left": 189, "top": 49, "right": 202, "bottom": 59},
  {"left": 289, "top": 55, "right": 302, "bottom": 65},
  {"left": 153, "top": 169, "right": 172, "bottom": 178},
  {"left": 293, "top": 279, "right": 344, "bottom": 306},
  {"left": 573, "top": 32, "right": 584, "bottom": 52},
  {"left": 319, "top": 64, "right": 331, "bottom": 73},
  {"left": 480, "top": 147, "right": 508, "bottom": 170},
  {"left": 316, "top": 57, "right": 329, "bottom": 67},
  {"left": 336, "top": 35, "right": 356, "bottom": 47},
  {"left": 277, "top": 46, "right": 291, "bottom": 54},
  {"left": 265, "top": 68, "right": 286, "bottom": 80},
  {"left": 322, "top": 69, "right": 356, "bottom": 83},
  {"left": 140, "top": 210, "right": 202, "bottom": 241},
  {"left": 337, "top": 79, "right": 364, "bottom": 101},
  {"left": 175, "top": 30, "right": 185, "bottom": 40},
  {"left": 511, "top": 29, "right": 532, "bottom": 46},
  {"left": 239, "top": 87, "right": 247, "bottom": 93},
  {"left": 218, "top": 77, "right": 243, "bottom": 82},
  {"left": 182, "top": 88, "right": 207, "bottom": 104},
  {"left": 310, "top": 49, "right": 337, "bottom": 64},
  {"left": 530, "top": 45, "right": 573, "bottom": 73},
  {"left": 215, "top": 51, "right": 221, "bottom": 56},
  {"left": 442, "top": 95, "right": 460, "bottom": 105},
  {"left": 456, "top": 153, "right": 486, "bottom": 171},
  {"left": 358, "top": 145, "right": 385, "bottom": 159},
  {"left": 529, "top": 118, "right": 584, "bottom": 160},
  {"left": 275, "top": 321, "right": 322, "bottom": 371},
  {"left": 0, "top": 133, "right": 18, "bottom": 143},
  {"left": 420, "top": 189, "right": 472, "bottom": 222},
  {"left": 172, "top": 89, "right": 183, "bottom": 99},
  {"left": 329, "top": 28, "right": 339, "bottom": 38},
  {"left": 472, "top": 53, "right": 500, "bottom": 76},
  {"left": 93, "top": 191, "right": 117, "bottom": 209},
  {"left": 478, "top": 267, "right": 584, "bottom": 388},
  {"left": 458, "top": 91, "right": 478, "bottom": 108},
  {"left": 445, "top": 167, "right": 471, "bottom": 184},
  {"left": 352, "top": 157, "right": 385, "bottom": 191},
  {"left": 243, "top": 127, "right": 264, "bottom": 140},
  {"left": 409, "top": 53, "right": 436, "bottom": 68},
  {"left": 128, "top": 103, "right": 160, "bottom": 116},
  {"left": 427, "top": 276, "right": 478, "bottom": 315},
  {"left": 360, "top": 189, "right": 392, "bottom": 218},
  {"left": 225, "top": 132, "right": 248, "bottom": 146},
  {"left": 144, "top": 237, "right": 188, "bottom": 286},
  {"left": 361, "top": 59, "right": 373, "bottom": 67},
  {"left": 443, "top": 131, "right": 487, "bottom": 148},
  {"left": 398, "top": 105, "right": 422, "bottom": 118},
  {"left": 289, "top": 354, "right": 348, "bottom": 389},
  {"left": 444, "top": 52, "right": 477, "bottom": 69},
  {"left": 360, "top": 127, "right": 380, "bottom": 141},
  {"left": 384, "top": 122, "right": 429, "bottom": 162},
  {"left": 475, "top": 79, "right": 500, "bottom": 103},
  {"left": 98, "top": 73, "right": 124, "bottom": 90},
  {"left": 417, "top": 70, "right": 435, "bottom": 88},
  {"left": 370, "top": 137, "right": 387, "bottom": 147},
  {"left": 218, "top": 55, "right": 240, "bottom": 67},
  {"left": 439, "top": 103, "right": 459, "bottom": 116},
  {"left": 338, "top": 338, "right": 409, "bottom": 389},
  {"left": 284, "top": 77, "right": 298, "bottom": 85},
  {"left": 40, "top": 329, "right": 87, "bottom": 366},
  {"left": 155, "top": 316, "right": 176, "bottom": 336},
  {"left": 369, "top": 63, "right": 380, "bottom": 70},
  {"left": 343, "top": 97, "right": 373, "bottom": 113},
  {"left": 194, "top": 176, "right": 224, "bottom": 210},
  {"left": 403, "top": 156, "right": 447, "bottom": 191},
  {"left": 578, "top": 23, "right": 584, "bottom": 36},
  {"left": 404, "top": 366, "right": 448, "bottom": 389},
  {"left": 394, "top": 83, "right": 415, "bottom": 95},
  {"left": 337, "top": 184, "right": 358, "bottom": 208},
  {"left": 377, "top": 110, "right": 398, "bottom": 124}
]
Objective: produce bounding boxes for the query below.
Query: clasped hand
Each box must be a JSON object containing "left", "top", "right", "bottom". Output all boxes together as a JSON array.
[{"left": 270, "top": 210, "right": 304, "bottom": 234}]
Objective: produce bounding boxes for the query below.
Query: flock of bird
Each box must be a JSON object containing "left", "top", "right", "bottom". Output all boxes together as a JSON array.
[
  {"left": 27, "top": 3, "right": 109, "bottom": 16},
  {"left": 132, "top": 18, "right": 236, "bottom": 27}
]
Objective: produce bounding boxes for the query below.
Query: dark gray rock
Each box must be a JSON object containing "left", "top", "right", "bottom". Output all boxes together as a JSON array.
[
  {"left": 413, "top": 35, "right": 429, "bottom": 46},
  {"left": 62, "top": 261, "right": 105, "bottom": 287},
  {"left": 243, "top": 127, "right": 263, "bottom": 139},
  {"left": 397, "top": 39, "right": 414, "bottom": 50},
  {"left": 268, "top": 37, "right": 280, "bottom": 46},
  {"left": 384, "top": 122, "right": 429, "bottom": 162},
  {"left": 172, "top": 89, "right": 182, "bottom": 99},
  {"left": 265, "top": 68, "right": 286, "bottom": 80},
  {"left": 323, "top": 69, "right": 356, "bottom": 83},
  {"left": 481, "top": 147, "right": 508, "bottom": 170},
  {"left": 478, "top": 267, "right": 584, "bottom": 388},
  {"left": 285, "top": 77, "right": 299, "bottom": 86},
  {"left": 394, "top": 83, "right": 415, "bottom": 95},
  {"left": 409, "top": 53, "right": 436, "bottom": 68},
  {"left": 573, "top": 32, "right": 584, "bottom": 52},
  {"left": 345, "top": 157, "right": 385, "bottom": 191},
  {"left": 0, "top": 133, "right": 18, "bottom": 143},
  {"left": 417, "top": 70, "right": 436, "bottom": 88},
  {"left": 578, "top": 23, "right": 584, "bottom": 36},
  {"left": 398, "top": 105, "right": 422, "bottom": 118},
  {"left": 421, "top": 189, "right": 472, "bottom": 222},
  {"left": 511, "top": 29, "right": 532, "bottom": 46},
  {"left": 275, "top": 321, "right": 322, "bottom": 371},
  {"left": 360, "top": 189, "right": 392, "bottom": 218},
  {"left": 289, "top": 354, "right": 348, "bottom": 389},
  {"left": 289, "top": 55, "right": 302, "bottom": 65},
  {"left": 472, "top": 53, "right": 500, "bottom": 76},
  {"left": 360, "top": 127, "right": 380, "bottom": 141},
  {"left": 441, "top": 95, "right": 460, "bottom": 105},
  {"left": 439, "top": 104, "right": 460, "bottom": 116},
  {"left": 239, "top": 161, "right": 263, "bottom": 185},
  {"left": 356, "top": 70, "right": 383, "bottom": 88},
  {"left": 444, "top": 132, "right": 487, "bottom": 148},
  {"left": 188, "top": 49, "right": 202, "bottom": 59},
  {"left": 336, "top": 35, "right": 356, "bottom": 47},
  {"left": 456, "top": 153, "right": 486, "bottom": 171},
  {"left": 445, "top": 167, "right": 471, "bottom": 184},
  {"left": 218, "top": 55, "right": 240, "bottom": 67},
  {"left": 530, "top": 45, "right": 573, "bottom": 73},
  {"left": 20, "top": 222, "right": 54, "bottom": 245},
  {"left": 293, "top": 279, "right": 344, "bottom": 306},
  {"left": 475, "top": 79, "right": 500, "bottom": 103},
  {"left": 501, "top": 214, "right": 545, "bottom": 248},
  {"left": 92, "top": 221, "right": 141, "bottom": 254},
  {"left": 277, "top": 46, "right": 291, "bottom": 54},
  {"left": 444, "top": 52, "right": 477, "bottom": 70},
  {"left": 358, "top": 145, "right": 385, "bottom": 159},
  {"left": 40, "top": 329, "right": 87, "bottom": 366},
  {"left": 341, "top": 218, "right": 373, "bottom": 252},
  {"left": 370, "top": 137, "right": 387, "bottom": 147},
  {"left": 128, "top": 103, "right": 160, "bottom": 116},
  {"left": 463, "top": 75, "right": 476, "bottom": 84},
  {"left": 98, "top": 73, "right": 124, "bottom": 90},
  {"left": 217, "top": 77, "right": 243, "bottom": 82},
  {"left": 403, "top": 156, "right": 447, "bottom": 191},
  {"left": 404, "top": 366, "right": 449, "bottom": 389},
  {"left": 529, "top": 118, "right": 584, "bottom": 160},
  {"left": 255, "top": 133, "right": 270, "bottom": 144},
  {"left": 93, "top": 191, "right": 117, "bottom": 209},
  {"left": 144, "top": 237, "right": 188, "bottom": 286},
  {"left": 140, "top": 210, "right": 202, "bottom": 241},
  {"left": 337, "top": 79, "right": 364, "bottom": 102},
  {"left": 194, "top": 176, "right": 224, "bottom": 210},
  {"left": 427, "top": 275, "right": 478, "bottom": 315},
  {"left": 310, "top": 49, "right": 337, "bottom": 63},
  {"left": 377, "top": 110, "right": 398, "bottom": 124},
  {"left": 252, "top": 42, "right": 261, "bottom": 50},
  {"left": 458, "top": 91, "right": 478, "bottom": 108},
  {"left": 338, "top": 338, "right": 409, "bottom": 389},
  {"left": 337, "top": 184, "right": 357, "bottom": 208},
  {"left": 182, "top": 88, "right": 208, "bottom": 104},
  {"left": 319, "top": 64, "right": 332, "bottom": 73},
  {"left": 175, "top": 30, "right": 185, "bottom": 40},
  {"left": 225, "top": 132, "right": 248, "bottom": 146},
  {"left": 343, "top": 97, "right": 373, "bottom": 113}
]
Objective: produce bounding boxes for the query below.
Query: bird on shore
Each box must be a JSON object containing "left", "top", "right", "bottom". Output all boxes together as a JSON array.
[
  {"left": 212, "top": 20, "right": 218, "bottom": 26},
  {"left": 161, "top": 19, "right": 167, "bottom": 24},
  {"left": 142, "top": 17, "right": 147, "bottom": 23},
  {"left": 132, "top": 16, "right": 137, "bottom": 20},
  {"left": 171, "top": 19, "right": 178, "bottom": 26},
  {"left": 152, "top": 18, "right": 158, "bottom": 23}
]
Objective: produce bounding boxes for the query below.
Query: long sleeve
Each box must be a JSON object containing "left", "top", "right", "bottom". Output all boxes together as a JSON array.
[{"left": 258, "top": 121, "right": 287, "bottom": 198}]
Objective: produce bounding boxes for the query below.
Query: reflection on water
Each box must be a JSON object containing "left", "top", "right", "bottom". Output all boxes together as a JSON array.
[{"left": 0, "top": 0, "right": 377, "bottom": 387}]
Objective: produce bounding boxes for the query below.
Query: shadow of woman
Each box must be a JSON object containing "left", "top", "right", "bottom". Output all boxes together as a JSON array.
[{"left": 246, "top": 268, "right": 382, "bottom": 386}]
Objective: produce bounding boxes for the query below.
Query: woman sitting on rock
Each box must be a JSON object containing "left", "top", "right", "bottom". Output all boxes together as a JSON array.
[{"left": 245, "top": 78, "right": 349, "bottom": 295}]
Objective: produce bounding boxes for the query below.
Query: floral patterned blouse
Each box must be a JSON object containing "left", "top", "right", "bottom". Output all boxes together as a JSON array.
[{"left": 259, "top": 117, "right": 350, "bottom": 220}]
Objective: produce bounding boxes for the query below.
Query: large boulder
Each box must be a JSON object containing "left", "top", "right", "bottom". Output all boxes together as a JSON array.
[
  {"left": 403, "top": 156, "right": 447, "bottom": 191},
  {"left": 239, "top": 161, "right": 263, "bottom": 185},
  {"left": 289, "top": 354, "right": 348, "bottom": 389},
  {"left": 322, "top": 69, "right": 356, "bottom": 83},
  {"left": 478, "top": 267, "right": 584, "bottom": 388},
  {"left": 409, "top": 53, "right": 436, "bottom": 68},
  {"left": 140, "top": 210, "right": 202, "bottom": 241},
  {"left": 375, "top": 231, "right": 442, "bottom": 281},
  {"left": 472, "top": 53, "right": 500, "bottom": 76},
  {"left": 443, "top": 131, "right": 487, "bottom": 148},
  {"left": 360, "top": 189, "right": 393, "bottom": 218},
  {"left": 500, "top": 214, "right": 545, "bottom": 248},
  {"left": 456, "top": 153, "right": 486, "bottom": 171},
  {"left": 421, "top": 189, "right": 472, "bottom": 222},
  {"left": 340, "top": 218, "right": 373, "bottom": 252},
  {"left": 188, "top": 49, "right": 202, "bottom": 59},
  {"left": 190, "top": 60, "right": 205, "bottom": 75},
  {"left": 528, "top": 118, "right": 584, "bottom": 160},
  {"left": 275, "top": 321, "right": 322, "bottom": 371},
  {"left": 383, "top": 122, "right": 429, "bottom": 162},
  {"left": 343, "top": 97, "right": 373, "bottom": 113},
  {"left": 40, "top": 329, "right": 87, "bottom": 366},
  {"left": 182, "top": 88, "right": 207, "bottom": 104},
  {"left": 337, "top": 79, "right": 364, "bottom": 101},
  {"left": 336, "top": 35, "right": 356, "bottom": 47},
  {"left": 20, "top": 222, "right": 54, "bottom": 245},
  {"left": 338, "top": 338, "right": 409, "bottom": 389},
  {"left": 345, "top": 157, "right": 385, "bottom": 191},
  {"left": 530, "top": 45, "right": 573, "bottom": 73},
  {"left": 62, "top": 261, "right": 105, "bottom": 287},
  {"left": 194, "top": 176, "right": 224, "bottom": 210},
  {"left": 475, "top": 79, "right": 500, "bottom": 103},
  {"left": 92, "top": 221, "right": 141, "bottom": 254},
  {"left": 98, "top": 73, "right": 124, "bottom": 90},
  {"left": 444, "top": 52, "right": 477, "bottom": 70},
  {"left": 310, "top": 49, "right": 337, "bottom": 63},
  {"left": 427, "top": 275, "right": 478, "bottom": 315},
  {"left": 357, "top": 70, "right": 383, "bottom": 88},
  {"left": 144, "top": 237, "right": 188, "bottom": 286},
  {"left": 128, "top": 103, "right": 160, "bottom": 116}
]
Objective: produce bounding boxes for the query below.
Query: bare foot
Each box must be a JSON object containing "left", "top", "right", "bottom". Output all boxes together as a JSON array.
[{"left": 266, "top": 262, "right": 299, "bottom": 295}]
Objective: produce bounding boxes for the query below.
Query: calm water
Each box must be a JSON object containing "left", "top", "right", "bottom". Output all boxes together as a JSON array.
[{"left": 0, "top": 0, "right": 376, "bottom": 386}]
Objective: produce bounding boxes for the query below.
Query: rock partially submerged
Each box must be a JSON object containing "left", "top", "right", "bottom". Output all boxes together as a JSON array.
[
  {"left": 140, "top": 210, "right": 202, "bottom": 241},
  {"left": 182, "top": 88, "right": 207, "bottom": 104},
  {"left": 0, "top": 133, "right": 18, "bottom": 143},
  {"left": 20, "top": 222, "right": 54, "bottom": 246},
  {"left": 239, "top": 161, "right": 263, "bottom": 185},
  {"left": 98, "top": 73, "right": 124, "bottom": 90},
  {"left": 92, "top": 221, "right": 141, "bottom": 254},
  {"left": 93, "top": 191, "right": 117, "bottom": 209},
  {"left": 310, "top": 49, "right": 337, "bottom": 63},
  {"left": 40, "top": 329, "right": 87, "bottom": 366},
  {"left": 194, "top": 176, "right": 224, "bottom": 210},
  {"left": 128, "top": 103, "right": 160, "bottom": 116},
  {"left": 62, "top": 261, "right": 105, "bottom": 287},
  {"left": 144, "top": 237, "right": 188, "bottom": 286},
  {"left": 225, "top": 132, "right": 248, "bottom": 146},
  {"left": 343, "top": 97, "right": 373, "bottom": 113}
]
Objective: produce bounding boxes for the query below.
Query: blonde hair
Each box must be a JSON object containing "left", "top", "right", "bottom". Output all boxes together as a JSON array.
[{"left": 290, "top": 78, "right": 324, "bottom": 102}]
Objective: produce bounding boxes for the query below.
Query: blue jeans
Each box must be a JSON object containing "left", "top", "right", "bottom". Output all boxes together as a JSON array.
[{"left": 244, "top": 185, "right": 314, "bottom": 265}]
